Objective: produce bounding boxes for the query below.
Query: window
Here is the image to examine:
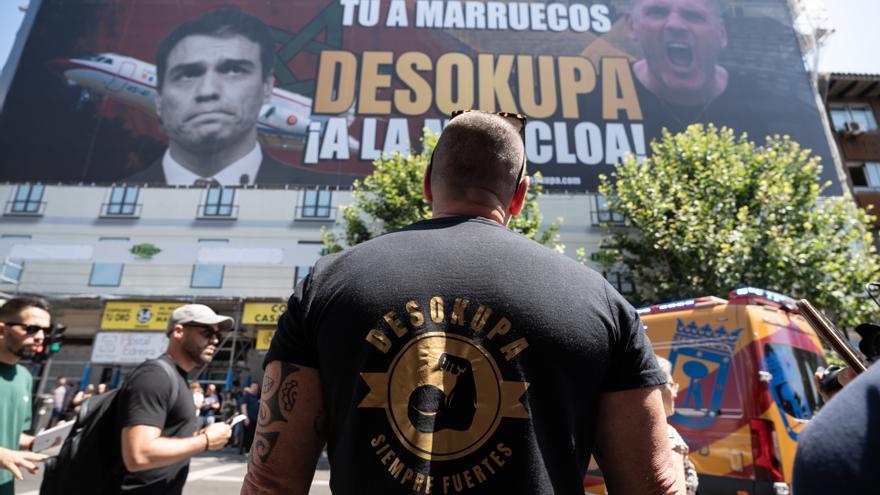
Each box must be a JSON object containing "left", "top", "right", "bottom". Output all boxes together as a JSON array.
[
  {"left": 89, "top": 263, "right": 123, "bottom": 286},
  {"left": 829, "top": 103, "right": 878, "bottom": 132},
  {"left": 104, "top": 186, "right": 140, "bottom": 216},
  {"left": 604, "top": 270, "right": 634, "bottom": 295},
  {"left": 594, "top": 195, "right": 624, "bottom": 224},
  {"left": 0, "top": 258, "right": 23, "bottom": 284},
  {"left": 8, "top": 184, "right": 44, "bottom": 214},
  {"left": 294, "top": 265, "right": 311, "bottom": 288},
  {"left": 763, "top": 344, "right": 823, "bottom": 419},
  {"left": 849, "top": 162, "right": 880, "bottom": 188},
  {"left": 192, "top": 265, "right": 224, "bottom": 288},
  {"left": 0, "top": 237, "right": 29, "bottom": 284},
  {"left": 201, "top": 189, "right": 236, "bottom": 217},
  {"left": 192, "top": 239, "right": 227, "bottom": 288},
  {"left": 301, "top": 190, "right": 332, "bottom": 218},
  {"left": 90, "top": 237, "right": 128, "bottom": 287}
]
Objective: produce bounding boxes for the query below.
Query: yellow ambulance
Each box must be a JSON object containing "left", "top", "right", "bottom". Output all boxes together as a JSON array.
[{"left": 585, "top": 288, "right": 827, "bottom": 495}]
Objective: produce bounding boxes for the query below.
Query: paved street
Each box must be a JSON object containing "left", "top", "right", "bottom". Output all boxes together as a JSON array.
[{"left": 15, "top": 449, "right": 332, "bottom": 495}]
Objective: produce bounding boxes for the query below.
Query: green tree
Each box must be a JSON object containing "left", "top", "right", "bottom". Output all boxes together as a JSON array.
[
  {"left": 323, "top": 130, "right": 562, "bottom": 253},
  {"left": 595, "top": 124, "right": 879, "bottom": 327}
]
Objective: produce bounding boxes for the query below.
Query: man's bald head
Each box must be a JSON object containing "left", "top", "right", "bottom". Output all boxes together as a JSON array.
[
  {"left": 629, "top": 0, "right": 726, "bottom": 16},
  {"left": 430, "top": 112, "right": 525, "bottom": 203}
]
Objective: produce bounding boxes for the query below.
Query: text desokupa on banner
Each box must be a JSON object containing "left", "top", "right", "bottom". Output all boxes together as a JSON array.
[{"left": 0, "top": 0, "right": 838, "bottom": 193}]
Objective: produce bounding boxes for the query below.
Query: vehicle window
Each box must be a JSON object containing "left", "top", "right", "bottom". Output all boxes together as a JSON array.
[{"left": 763, "top": 344, "right": 823, "bottom": 420}]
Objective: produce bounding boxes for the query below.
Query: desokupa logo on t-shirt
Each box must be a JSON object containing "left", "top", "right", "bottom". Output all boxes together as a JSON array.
[{"left": 358, "top": 295, "right": 530, "bottom": 492}]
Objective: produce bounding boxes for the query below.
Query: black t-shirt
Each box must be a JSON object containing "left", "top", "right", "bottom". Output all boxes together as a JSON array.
[
  {"left": 634, "top": 70, "right": 764, "bottom": 142},
  {"left": 632, "top": 67, "right": 828, "bottom": 151},
  {"left": 117, "top": 355, "right": 196, "bottom": 494},
  {"left": 792, "top": 362, "right": 880, "bottom": 494},
  {"left": 265, "top": 216, "right": 665, "bottom": 494}
]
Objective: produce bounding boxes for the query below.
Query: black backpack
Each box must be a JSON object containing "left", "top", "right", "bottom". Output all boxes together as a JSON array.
[{"left": 40, "top": 358, "right": 181, "bottom": 495}]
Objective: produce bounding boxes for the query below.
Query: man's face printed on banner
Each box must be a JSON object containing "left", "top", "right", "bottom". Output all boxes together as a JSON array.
[
  {"left": 627, "top": 0, "right": 727, "bottom": 100},
  {"left": 156, "top": 34, "right": 272, "bottom": 155}
]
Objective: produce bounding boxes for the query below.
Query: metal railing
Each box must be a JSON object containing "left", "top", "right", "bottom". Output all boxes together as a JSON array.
[
  {"left": 196, "top": 203, "right": 240, "bottom": 219},
  {"left": 590, "top": 210, "right": 625, "bottom": 226},
  {"left": 100, "top": 202, "right": 143, "bottom": 218},
  {"left": 5, "top": 200, "right": 46, "bottom": 216},
  {"left": 294, "top": 205, "right": 338, "bottom": 221}
]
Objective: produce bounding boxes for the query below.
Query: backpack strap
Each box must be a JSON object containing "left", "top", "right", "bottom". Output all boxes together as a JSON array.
[{"left": 151, "top": 357, "right": 182, "bottom": 409}]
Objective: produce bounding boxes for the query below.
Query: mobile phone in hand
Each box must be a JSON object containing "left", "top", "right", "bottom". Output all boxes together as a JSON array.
[{"left": 228, "top": 414, "right": 248, "bottom": 427}]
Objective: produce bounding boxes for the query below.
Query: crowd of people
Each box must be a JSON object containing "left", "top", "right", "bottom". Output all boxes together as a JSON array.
[
  {"left": 0, "top": 112, "right": 876, "bottom": 495},
  {"left": 0, "top": 4, "right": 875, "bottom": 493}
]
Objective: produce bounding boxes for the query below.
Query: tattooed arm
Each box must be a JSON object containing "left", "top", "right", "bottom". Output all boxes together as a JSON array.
[{"left": 241, "top": 361, "right": 326, "bottom": 495}]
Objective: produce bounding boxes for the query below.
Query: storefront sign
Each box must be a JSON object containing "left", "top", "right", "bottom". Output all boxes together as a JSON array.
[
  {"left": 100, "top": 301, "right": 180, "bottom": 331},
  {"left": 91, "top": 331, "right": 169, "bottom": 364},
  {"left": 256, "top": 328, "right": 276, "bottom": 351},
  {"left": 242, "top": 302, "right": 287, "bottom": 325}
]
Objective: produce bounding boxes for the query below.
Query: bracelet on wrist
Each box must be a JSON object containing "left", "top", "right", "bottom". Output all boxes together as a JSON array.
[{"left": 203, "top": 432, "right": 210, "bottom": 451}]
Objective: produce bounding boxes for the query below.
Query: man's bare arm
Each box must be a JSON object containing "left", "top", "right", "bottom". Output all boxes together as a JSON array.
[
  {"left": 241, "top": 361, "right": 325, "bottom": 495},
  {"left": 121, "top": 421, "right": 231, "bottom": 472},
  {"left": 595, "top": 386, "right": 680, "bottom": 495}
]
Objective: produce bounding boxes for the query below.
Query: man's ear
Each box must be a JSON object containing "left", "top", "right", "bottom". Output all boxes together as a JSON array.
[
  {"left": 625, "top": 13, "right": 637, "bottom": 42},
  {"left": 263, "top": 74, "right": 274, "bottom": 105},
  {"left": 508, "top": 175, "right": 530, "bottom": 217},
  {"left": 423, "top": 163, "right": 434, "bottom": 204},
  {"left": 169, "top": 324, "right": 184, "bottom": 341},
  {"left": 155, "top": 93, "right": 164, "bottom": 126}
]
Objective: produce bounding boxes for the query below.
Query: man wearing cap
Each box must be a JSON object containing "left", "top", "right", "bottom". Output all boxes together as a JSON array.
[{"left": 117, "top": 304, "right": 233, "bottom": 494}]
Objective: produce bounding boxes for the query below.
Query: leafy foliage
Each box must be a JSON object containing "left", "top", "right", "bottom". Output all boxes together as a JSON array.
[
  {"left": 323, "top": 129, "right": 562, "bottom": 253},
  {"left": 597, "top": 124, "right": 879, "bottom": 327}
]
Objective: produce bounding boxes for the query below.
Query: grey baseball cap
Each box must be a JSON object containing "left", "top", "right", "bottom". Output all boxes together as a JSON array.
[{"left": 166, "top": 304, "right": 235, "bottom": 335}]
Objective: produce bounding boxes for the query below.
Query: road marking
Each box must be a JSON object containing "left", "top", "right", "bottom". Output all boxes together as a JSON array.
[
  {"left": 202, "top": 475, "right": 246, "bottom": 483},
  {"left": 200, "top": 475, "right": 330, "bottom": 486},
  {"left": 187, "top": 463, "right": 246, "bottom": 481}
]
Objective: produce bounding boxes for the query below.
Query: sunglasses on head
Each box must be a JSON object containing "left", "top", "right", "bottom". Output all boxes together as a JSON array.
[
  {"left": 430, "top": 109, "right": 529, "bottom": 197},
  {"left": 3, "top": 322, "right": 51, "bottom": 334},
  {"left": 184, "top": 323, "right": 222, "bottom": 340}
]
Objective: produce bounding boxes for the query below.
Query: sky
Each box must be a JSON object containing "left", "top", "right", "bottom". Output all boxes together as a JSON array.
[
  {"left": 817, "top": 0, "right": 880, "bottom": 74},
  {"left": 1, "top": 0, "right": 879, "bottom": 77},
  {"left": 0, "top": 1, "right": 28, "bottom": 74}
]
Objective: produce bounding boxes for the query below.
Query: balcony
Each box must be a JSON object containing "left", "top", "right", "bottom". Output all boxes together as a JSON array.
[
  {"left": 100, "top": 202, "right": 143, "bottom": 218},
  {"left": 5, "top": 200, "right": 46, "bottom": 216},
  {"left": 294, "top": 205, "right": 338, "bottom": 222}
]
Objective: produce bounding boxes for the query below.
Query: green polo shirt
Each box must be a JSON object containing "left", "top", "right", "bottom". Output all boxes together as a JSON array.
[{"left": 0, "top": 362, "right": 33, "bottom": 494}]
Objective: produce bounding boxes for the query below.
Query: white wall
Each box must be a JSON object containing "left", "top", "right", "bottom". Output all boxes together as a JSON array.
[{"left": 0, "top": 184, "right": 612, "bottom": 298}]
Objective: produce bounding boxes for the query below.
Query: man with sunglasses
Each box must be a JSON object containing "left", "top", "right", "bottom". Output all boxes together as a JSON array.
[
  {"left": 244, "top": 111, "right": 676, "bottom": 494},
  {"left": 116, "top": 304, "right": 233, "bottom": 494},
  {"left": 0, "top": 296, "right": 51, "bottom": 495}
]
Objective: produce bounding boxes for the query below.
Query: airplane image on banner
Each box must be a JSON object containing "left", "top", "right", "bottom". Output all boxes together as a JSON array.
[{"left": 46, "top": 53, "right": 358, "bottom": 151}]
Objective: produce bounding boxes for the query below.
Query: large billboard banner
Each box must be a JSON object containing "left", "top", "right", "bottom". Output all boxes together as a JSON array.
[{"left": 0, "top": 0, "right": 839, "bottom": 192}]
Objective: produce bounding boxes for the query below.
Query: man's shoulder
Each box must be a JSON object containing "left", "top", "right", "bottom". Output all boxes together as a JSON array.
[
  {"left": 14, "top": 364, "right": 32, "bottom": 383},
  {"left": 126, "top": 359, "right": 180, "bottom": 389},
  {"left": 329, "top": 217, "right": 602, "bottom": 280},
  {"left": 123, "top": 157, "right": 165, "bottom": 184},
  {"left": 256, "top": 150, "right": 353, "bottom": 187}
]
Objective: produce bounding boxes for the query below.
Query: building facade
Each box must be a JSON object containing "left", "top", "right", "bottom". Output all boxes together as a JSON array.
[
  {"left": 0, "top": 182, "right": 619, "bottom": 390},
  {"left": 824, "top": 73, "right": 880, "bottom": 231}
]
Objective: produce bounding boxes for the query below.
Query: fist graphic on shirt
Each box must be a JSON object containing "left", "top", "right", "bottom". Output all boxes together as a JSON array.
[{"left": 408, "top": 352, "right": 477, "bottom": 433}]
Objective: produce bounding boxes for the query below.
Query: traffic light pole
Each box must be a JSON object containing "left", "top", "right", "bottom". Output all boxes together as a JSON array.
[{"left": 35, "top": 355, "right": 53, "bottom": 397}]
